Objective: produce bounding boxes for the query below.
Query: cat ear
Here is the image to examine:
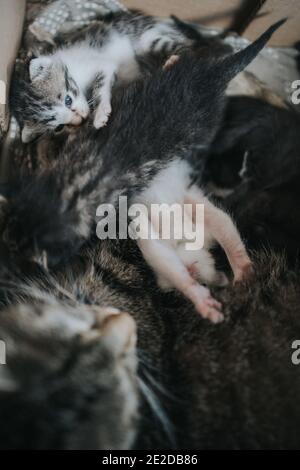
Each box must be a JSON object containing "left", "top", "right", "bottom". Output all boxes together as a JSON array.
[
  {"left": 21, "top": 123, "right": 42, "bottom": 144},
  {"left": 218, "top": 19, "right": 287, "bottom": 84},
  {"left": 80, "top": 311, "right": 137, "bottom": 356},
  {"left": 102, "top": 313, "right": 137, "bottom": 357},
  {"left": 29, "top": 57, "right": 52, "bottom": 82}
]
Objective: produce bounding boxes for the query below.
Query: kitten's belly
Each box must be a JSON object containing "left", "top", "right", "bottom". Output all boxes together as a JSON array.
[
  {"left": 97, "top": 32, "right": 140, "bottom": 84},
  {"left": 56, "top": 33, "right": 140, "bottom": 91},
  {"left": 135, "top": 159, "right": 192, "bottom": 207},
  {"left": 133, "top": 159, "right": 213, "bottom": 247}
]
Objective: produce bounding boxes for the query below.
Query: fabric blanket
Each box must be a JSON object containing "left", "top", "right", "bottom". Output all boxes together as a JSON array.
[{"left": 29, "top": 0, "right": 128, "bottom": 43}]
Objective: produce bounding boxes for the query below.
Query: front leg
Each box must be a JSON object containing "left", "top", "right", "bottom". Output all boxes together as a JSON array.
[{"left": 93, "top": 68, "right": 116, "bottom": 129}]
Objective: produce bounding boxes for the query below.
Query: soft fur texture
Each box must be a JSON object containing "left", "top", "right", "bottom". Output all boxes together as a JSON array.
[
  {"left": 0, "top": 255, "right": 140, "bottom": 451},
  {"left": 2, "top": 13, "right": 297, "bottom": 449},
  {"left": 0, "top": 240, "right": 300, "bottom": 449},
  {"left": 169, "top": 251, "right": 300, "bottom": 449},
  {"left": 4, "top": 23, "right": 286, "bottom": 322},
  {"left": 5, "top": 21, "right": 285, "bottom": 262},
  {"left": 207, "top": 96, "right": 300, "bottom": 264},
  {"left": 12, "top": 11, "right": 196, "bottom": 142},
  {"left": 208, "top": 96, "right": 300, "bottom": 190},
  {"left": 0, "top": 290, "right": 139, "bottom": 450}
]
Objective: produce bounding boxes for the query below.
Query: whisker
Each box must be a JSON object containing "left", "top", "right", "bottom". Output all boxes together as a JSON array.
[
  {"left": 138, "top": 376, "right": 176, "bottom": 447},
  {"left": 141, "top": 369, "right": 182, "bottom": 403}
]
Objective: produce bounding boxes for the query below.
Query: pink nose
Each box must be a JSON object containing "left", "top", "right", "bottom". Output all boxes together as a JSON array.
[{"left": 80, "top": 110, "right": 89, "bottom": 119}]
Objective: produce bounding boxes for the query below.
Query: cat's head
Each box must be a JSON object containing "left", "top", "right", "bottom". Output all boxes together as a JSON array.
[
  {"left": 20, "top": 57, "right": 90, "bottom": 143},
  {"left": 0, "top": 296, "right": 139, "bottom": 449}
]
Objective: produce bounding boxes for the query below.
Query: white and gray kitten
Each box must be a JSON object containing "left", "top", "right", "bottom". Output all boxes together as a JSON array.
[{"left": 15, "top": 11, "right": 194, "bottom": 143}]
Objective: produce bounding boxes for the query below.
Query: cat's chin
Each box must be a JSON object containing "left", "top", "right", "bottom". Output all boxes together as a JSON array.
[{"left": 70, "top": 115, "right": 84, "bottom": 126}]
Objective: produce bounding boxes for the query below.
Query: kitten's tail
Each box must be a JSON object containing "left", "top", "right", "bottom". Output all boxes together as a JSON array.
[{"left": 219, "top": 19, "right": 287, "bottom": 82}]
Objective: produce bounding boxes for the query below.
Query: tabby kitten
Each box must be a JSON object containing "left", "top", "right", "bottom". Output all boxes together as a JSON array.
[
  {"left": 12, "top": 11, "right": 196, "bottom": 143},
  {"left": 3, "top": 21, "right": 285, "bottom": 323}
]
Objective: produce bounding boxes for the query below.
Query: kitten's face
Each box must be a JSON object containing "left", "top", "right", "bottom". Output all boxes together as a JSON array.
[
  {"left": 0, "top": 300, "right": 139, "bottom": 449},
  {"left": 22, "top": 57, "right": 90, "bottom": 143}
]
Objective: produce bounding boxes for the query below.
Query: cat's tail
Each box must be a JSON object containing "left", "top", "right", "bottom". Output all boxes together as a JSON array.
[{"left": 218, "top": 19, "right": 287, "bottom": 83}]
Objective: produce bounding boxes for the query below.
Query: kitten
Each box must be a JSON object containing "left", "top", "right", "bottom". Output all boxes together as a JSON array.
[
  {"left": 207, "top": 96, "right": 300, "bottom": 191},
  {"left": 0, "top": 280, "right": 138, "bottom": 450},
  {"left": 3, "top": 21, "right": 285, "bottom": 323},
  {"left": 12, "top": 11, "right": 196, "bottom": 143},
  {"left": 205, "top": 96, "right": 300, "bottom": 265}
]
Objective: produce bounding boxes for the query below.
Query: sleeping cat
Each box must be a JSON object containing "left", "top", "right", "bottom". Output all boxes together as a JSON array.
[
  {"left": 0, "top": 279, "right": 139, "bottom": 450},
  {"left": 2, "top": 21, "right": 285, "bottom": 323},
  {"left": 1, "top": 240, "right": 300, "bottom": 449},
  {"left": 12, "top": 11, "right": 196, "bottom": 143}
]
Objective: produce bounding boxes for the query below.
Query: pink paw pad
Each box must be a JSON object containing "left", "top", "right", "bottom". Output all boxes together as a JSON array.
[
  {"left": 163, "top": 55, "right": 180, "bottom": 70},
  {"left": 197, "top": 296, "right": 224, "bottom": 324}
]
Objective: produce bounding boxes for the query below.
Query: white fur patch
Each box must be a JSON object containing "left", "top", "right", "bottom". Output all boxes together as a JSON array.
[{"left": 133, "top": 159, "right": 217, "bottom": 287}]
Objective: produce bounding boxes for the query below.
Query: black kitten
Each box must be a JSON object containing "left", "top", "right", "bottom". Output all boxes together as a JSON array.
[
  {"left": 206, "top": 96, "right": 300, "bottom": 264},
  {"left": 208, "top": 96, "right": 300, "bottom": 190}
]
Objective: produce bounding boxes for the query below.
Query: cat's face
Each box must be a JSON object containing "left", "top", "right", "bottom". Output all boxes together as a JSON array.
[
  {"left": 0, "top": 300, "right": 139, "bottom": 449},
  {"left": 21, "top": 57, "right": 90, "bottom": 143}
]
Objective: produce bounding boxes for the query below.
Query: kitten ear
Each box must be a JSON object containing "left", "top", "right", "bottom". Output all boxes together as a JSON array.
[
  {"left": 21, "top": 123, "right": 42, "bottom": 144},
  {"left": 29, "top": 57, "right": 52, "bottom": 82}
]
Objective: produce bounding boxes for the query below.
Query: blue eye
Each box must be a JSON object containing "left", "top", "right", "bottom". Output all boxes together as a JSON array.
[{"left": 65, "top": 95, "right": 73, "bottom": 108}]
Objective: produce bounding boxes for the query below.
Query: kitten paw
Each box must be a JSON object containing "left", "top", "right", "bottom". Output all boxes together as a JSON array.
[
  {"left": 163, "top": 54, "right": 180, "bottom": 70},
  {"left": 186, "top": 284, "right": 224, "bottom": 324},
  {"left": 197, "top": 296, "right": 224, "bottom": 324},
  {"left": 94, "top": 103, "right": 112, "bottom": 129}
]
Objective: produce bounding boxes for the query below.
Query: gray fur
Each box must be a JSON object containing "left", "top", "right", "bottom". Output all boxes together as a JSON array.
[
  {"left": 1, "top": 241, "right": 300, "bottom": 448},
  {"left": 0, "top": 280, "right": 139, "bottom": 450}
]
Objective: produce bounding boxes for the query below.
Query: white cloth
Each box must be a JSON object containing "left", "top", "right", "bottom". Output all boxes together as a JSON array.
[{"left": 29, "top": 0, "right": 128, "bottom": 43}]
